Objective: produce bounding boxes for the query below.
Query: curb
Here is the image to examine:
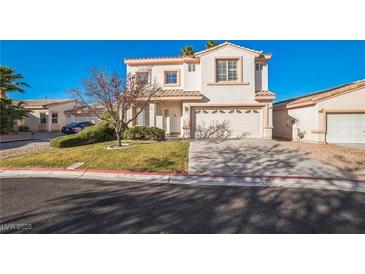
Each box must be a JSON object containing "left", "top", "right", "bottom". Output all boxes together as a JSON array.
[
  {"left": 1, "top": 167, "right": 365, "bottom": 193},
  {"left": 0, "top": 167, "right": 364, "bottom": 183}
]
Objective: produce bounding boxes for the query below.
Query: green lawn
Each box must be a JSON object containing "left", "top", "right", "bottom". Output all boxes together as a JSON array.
[{"left": 0, "top": 140, "right": 190, "bottom": 173}]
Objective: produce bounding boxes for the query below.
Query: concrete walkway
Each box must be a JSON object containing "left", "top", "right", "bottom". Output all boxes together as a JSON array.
[
  {"left": 1, "top": 168, "right": 364, "bottom": 193},
  {"left": 188, "top": 139, "right": 354, "bottom": 179}
]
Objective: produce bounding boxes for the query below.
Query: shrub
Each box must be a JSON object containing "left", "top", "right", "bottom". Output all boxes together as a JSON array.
[
  {"left": 195, "top": 120, "right": 232, "bottom": 143},
  {"left": 50, "top": 121, "right": 115, "bottom": 148},
  {"left": 123, "top": 126, "right": 165, "bottom": 141},
  {"left": 149, "top": 127, "right": 166, "bottom": 141},
  {"left": 18, "top": 126, "right": 29, "bottom": 132}
]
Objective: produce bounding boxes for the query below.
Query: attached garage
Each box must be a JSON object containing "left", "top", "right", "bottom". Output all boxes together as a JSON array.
[
  {"left": 273, "top": 79, "right": 365, "bottom": 144},
  {"left": 326, "top": 113, "right": 365, "bottom": 143},
  {"left": 192, "top": 107, "right": 263, "bottom": 138}
]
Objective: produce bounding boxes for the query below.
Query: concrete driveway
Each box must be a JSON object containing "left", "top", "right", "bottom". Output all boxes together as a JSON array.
[
  {"left": 334, "top": 143, "right": 365, "bottom": 151},
  {"left": 188, "top": 139, "right": 353, "bottom": 179}
]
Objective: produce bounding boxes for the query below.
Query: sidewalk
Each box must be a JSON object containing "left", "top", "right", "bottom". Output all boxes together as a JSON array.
[{"left": 1, "top": 167, "right": 364, "bottom": 193}]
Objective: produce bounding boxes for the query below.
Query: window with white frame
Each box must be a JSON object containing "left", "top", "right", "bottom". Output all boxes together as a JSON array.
[
  {"left": 216, "top": 59, "right": 238, "bottom": 82},
  {"left": 164, "top": 71, "right": 178, "bottom": 84},
  {"left": 51, "top": 113, "right": 58, "bottom": 124},
  {"left": 135, "top": 107, "right": 146, "bottom": 126},
  {"left": 188, "top": 64, "right": 195, "bottom": 72}
]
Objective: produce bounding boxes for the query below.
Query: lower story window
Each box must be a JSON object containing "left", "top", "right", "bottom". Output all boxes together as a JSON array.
[
  {"left": 52, "top": 113, "right": 58, "bottom": 124},
  {"left": 40, "top": 113, "right": 47, "bottom": 124},
  {"left": 136, "top": 107, "right": 146, "bottom": 126}
]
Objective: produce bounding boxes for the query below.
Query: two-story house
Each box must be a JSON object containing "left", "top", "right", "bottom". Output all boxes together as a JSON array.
[{"left": 124, "top": 42, "right": 275, "bottom": 139}]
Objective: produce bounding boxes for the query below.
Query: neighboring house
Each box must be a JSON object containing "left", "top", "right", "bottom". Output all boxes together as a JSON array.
[
  {"left": 273, "top": 79, "right": 365, "bottom": 143},
  {"left": 17, "top": 99, "right": 100, "bottom": 132},
  {"left": 125, "top": 42, "right": 275, "bottom": 139},
  {"left": 64, "top": 105, "right": 102, "bottom": 124}
]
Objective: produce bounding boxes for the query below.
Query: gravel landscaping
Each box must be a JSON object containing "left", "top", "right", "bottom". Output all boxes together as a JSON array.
[
  {"left": 0, "top": 141, "right": 50, "bottom": 160},
  {"left": 276, "top": 140, "right": 365, "bottom": 173}
]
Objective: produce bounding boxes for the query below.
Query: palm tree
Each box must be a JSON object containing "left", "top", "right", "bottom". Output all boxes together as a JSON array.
[
  {"left": 180, "top": 45, "right": 195, "bottom": 57},
  {"left": 0, "top": 66, "right": 30, "bottom": 98},
  {"left": 206, "top": 40, "right": 219, "bottom": 49}
]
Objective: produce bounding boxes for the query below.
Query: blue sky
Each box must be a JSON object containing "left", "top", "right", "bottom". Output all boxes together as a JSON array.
[{"left": 1, "top": 40, "right": 365, "bottom": 102}]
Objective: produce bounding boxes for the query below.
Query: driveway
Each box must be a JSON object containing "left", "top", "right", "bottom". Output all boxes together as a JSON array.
[
  {"left": 0, "top": 132, "right": 62, "bottom": 159},
  {"left": 334, "top": 143, "right": 365, "bottom": 151},
  {"left": 1, "top": 178, "right": 365, "bottom": 233},
  {"left": 189, "top": 139, "right": 352, "bottom": 179}
]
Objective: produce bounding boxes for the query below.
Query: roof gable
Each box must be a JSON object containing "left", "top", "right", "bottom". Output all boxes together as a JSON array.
[
  {"left": 194, "top": 42, "right": 263, "bottom": 57},
  {"left": 275, "top": 79, "right": 365, "bottom": 109}
]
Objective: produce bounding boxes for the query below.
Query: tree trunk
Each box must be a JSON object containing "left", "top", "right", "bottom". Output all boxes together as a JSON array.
[{"left": 116, "top": 132, "right": 122, "bottom": 147}]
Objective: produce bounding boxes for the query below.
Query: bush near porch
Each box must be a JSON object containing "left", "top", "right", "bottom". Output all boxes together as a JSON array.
[{"left": 123, "top": 126, "right": 166, "bottom": 141}]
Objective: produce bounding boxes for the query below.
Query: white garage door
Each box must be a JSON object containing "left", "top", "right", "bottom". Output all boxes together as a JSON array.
[
  {"left": 67, "top": 116, "right": 100, "bottom": 124},
  {"left": 193, "top": 108, "right": 262, "bottom": 139},
  {"left": 326, "top": 113, "right": 365, "bottom": 143}
]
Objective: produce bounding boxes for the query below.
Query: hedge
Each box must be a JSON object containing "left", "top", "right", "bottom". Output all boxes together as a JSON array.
[
  {"left": 50, "top": 121, "right": 115, "bottom": 148},
  {"left": 123, "top": 126, "right": 165, "bottom": 141}
]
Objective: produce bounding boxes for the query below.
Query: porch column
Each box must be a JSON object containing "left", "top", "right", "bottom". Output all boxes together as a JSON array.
[
  {"left": 263, "top": 103, "right": 273, "bottom": 139},
  {"left": 47, "top": 111, "right": 52, "bottom": 132},
  {"left": 268, "top": 102, "right": 273, "bottom": 128},
  {"left": 149, "top": 103, "right": 156, "bottom": 127}
]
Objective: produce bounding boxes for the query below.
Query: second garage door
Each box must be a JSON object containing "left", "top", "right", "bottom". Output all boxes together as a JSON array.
[
  {"left": 326, "top": 113, "right": 365, "bottom": 143},
  {"left": 193, "top": 107, "right": 262, "bottom": 138}
]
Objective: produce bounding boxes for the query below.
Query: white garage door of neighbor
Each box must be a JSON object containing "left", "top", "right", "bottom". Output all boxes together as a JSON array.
[
  {"left": 193, "top": 108, "right": 262, "bottom": 138},
  {"left": 326, "top": 113, "right": 365, "bottom": 143},
  {"left": 67, "top": 116, "right": 100, "bottom": 124}
]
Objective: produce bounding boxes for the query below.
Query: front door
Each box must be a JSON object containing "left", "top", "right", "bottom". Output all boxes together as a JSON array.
[{"left": 169, "top": 107, "right": 181, "bottom": 134}]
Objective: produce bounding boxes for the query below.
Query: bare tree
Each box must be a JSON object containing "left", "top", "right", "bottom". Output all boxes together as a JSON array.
[{"left": 68, "top": 68, "right": 160, "bottom": 147}]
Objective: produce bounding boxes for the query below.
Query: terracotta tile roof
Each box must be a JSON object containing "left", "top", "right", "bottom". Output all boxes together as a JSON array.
[
  {"left": 18, "top": 99, "right": 75, "bottom": 107},
  {"left": 255, "top": 90, "right": 276, "bottom": 96},
  {"left": 125, "top": 42, "right": 269, "bottom": 63},
  {"left": 125, "top": 56, "right": 182, "bottom": 61},
  {"left": 154, "top": 89, "right": 202, "bottom": 97},
  {"left": 278, "top": 79, "right": 365, "bottom": 107}
]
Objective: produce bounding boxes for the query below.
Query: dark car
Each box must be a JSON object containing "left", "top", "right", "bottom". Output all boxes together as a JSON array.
[{"left": 61, "top": 121, "right": 95, "bottom": 134}]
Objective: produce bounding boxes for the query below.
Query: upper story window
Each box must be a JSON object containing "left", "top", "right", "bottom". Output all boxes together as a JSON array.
[
  {"left": 255, "top": 63, "right": 264, "bottom": 71},
  {"left": 188, "top": 64, "right": 195, "bottom": 72},
  {"left": 164, "top": 71, "right": 178, "bottom": 85},
  {"left": 136, "top": 72, "right": 150, "bottom": 84},
  {"left": 216, "top": 59, "right": 238, "bottom": 82}
]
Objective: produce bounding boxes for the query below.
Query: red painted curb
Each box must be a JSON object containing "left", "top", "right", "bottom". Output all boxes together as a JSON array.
[{"left": 1, "top": 167, "right": 364, "bottom": 183}]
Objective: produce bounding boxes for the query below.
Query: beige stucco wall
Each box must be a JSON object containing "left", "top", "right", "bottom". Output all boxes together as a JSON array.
[
  {"left": 317, "top": 87, "right": 365, "bottom": 110},
  {"left": 19, "top": 101, "right": 76, "bottom": 132},
  {"left": 273, "top": 87, "right": 365, "bottom": 142},
  {"left": 125, "top": 45, "right": 272, "bottom": 139},
  {"left": 199, "top": 47, "right": 256, "bottom": 104},
  {"left": 47, "top": 102, "right": 77, "bottom": 131},
  {"left": 18, "top": 108, "right": 46, "bottom": 131}
]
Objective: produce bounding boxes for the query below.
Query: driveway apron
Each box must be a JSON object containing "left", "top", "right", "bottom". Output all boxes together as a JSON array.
[{"left": 188, "top": 139, "right": 353, "bottom": 179}]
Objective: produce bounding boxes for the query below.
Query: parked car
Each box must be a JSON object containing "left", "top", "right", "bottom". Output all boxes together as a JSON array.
[{"left": 61, "top": 121, "right": 95, "bottom": 134}]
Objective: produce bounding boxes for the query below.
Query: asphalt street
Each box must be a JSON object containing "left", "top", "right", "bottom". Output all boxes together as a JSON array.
[{"left": 1, "top": 177, "right": 364, "bottom": 233}]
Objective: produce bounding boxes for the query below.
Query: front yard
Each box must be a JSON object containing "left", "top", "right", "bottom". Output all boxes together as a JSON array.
[{"left": 0, "top": 140, "right": 189, "bottom": 173}]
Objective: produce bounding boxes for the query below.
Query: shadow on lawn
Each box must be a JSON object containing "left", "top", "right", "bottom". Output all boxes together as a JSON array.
[{"left": 1, "top": 178, "right": 365, "bottom": 233}]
